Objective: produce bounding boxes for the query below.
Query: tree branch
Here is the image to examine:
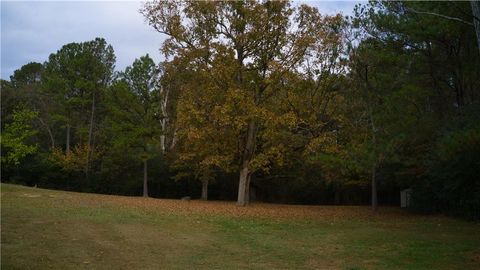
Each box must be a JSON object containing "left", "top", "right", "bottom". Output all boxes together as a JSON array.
[{"left": 406, "top": 7, "right": 473, "bottom": 26}]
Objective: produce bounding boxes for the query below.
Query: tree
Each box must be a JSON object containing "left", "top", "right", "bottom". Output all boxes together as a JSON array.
[
  {"left": 157, "top": 60, "right": 183, "bottom": 152},
  {"left": 9, "top": 62, "right": 61, "bottom": 150},
  {"left": 348, "top": 1, "right": 480, "bottom": 211},
  {"left": 42, "top": 38, "right": 115, "bottom": 180},
  {"left": 397, "top": 1, "right": 480, "bottom": 53},
  {"left": 472, "top": 1, "right": 480, "bottom": 53},
  {"left": 1, "top": 108, "right": 38, "bottom": 174},
  {"left": 346, "top": 41, "right": 403, "bottom": 211},
  {"left": 105, "top": 55, "right": 161, "bottom": 197},
  {"left": 142, "top": 0, "right": 343, "bottom": 205},
  {"left": 10, "top": 62, "right": 43, "bottom": 88},
  {"left": 173, "top": 62, "right": 238, "bottom": 200}
]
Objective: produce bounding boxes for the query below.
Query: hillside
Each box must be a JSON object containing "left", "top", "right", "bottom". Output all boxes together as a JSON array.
[{"left": 1, "top": 183, "right": 479, "bottom": 269}]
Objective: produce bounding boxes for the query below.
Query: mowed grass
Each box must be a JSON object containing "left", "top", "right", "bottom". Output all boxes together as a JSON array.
[{"left": 1, "top": 183, "right": 479, "bottom": 270}]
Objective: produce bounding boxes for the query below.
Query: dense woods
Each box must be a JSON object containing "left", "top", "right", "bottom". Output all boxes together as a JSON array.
[{"left": 2, "top": 1, "right": 479, "bottom": 219}]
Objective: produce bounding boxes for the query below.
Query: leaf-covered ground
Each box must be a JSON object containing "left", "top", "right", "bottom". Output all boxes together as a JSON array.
[{"left": 1, "top": 183, "right": 479, "bottom": 269}]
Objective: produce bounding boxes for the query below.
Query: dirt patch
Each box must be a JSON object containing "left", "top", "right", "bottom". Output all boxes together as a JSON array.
[{"left": 22, "top": 193, "right": 41, "bottom": 198}]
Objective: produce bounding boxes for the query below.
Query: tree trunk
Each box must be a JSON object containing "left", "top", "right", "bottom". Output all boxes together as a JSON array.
[
  {"left": 38, "top": 117, "right": 55, "bottom": 149},
  {"left": 66, "top": 124, "right": 71, "bottom": 154},
  {"left": 237, "top": 120, "right": 256, "bottom": 206},
  {"left": 169, "top": 129, "right": 177, "bottom": 150},
  {"left": 237, "top": 164, "right": 249, "bottom": 206},
  {"left": 143, "top": 160, "right": 148, "bottom": 197},
  {"left": 234, "top": 36, "right": 251, "bottom": 206},
  {"left": 86, "top": 90, "right": 96, "bottom": 181},
  {"left": 201, "top": 179, "right": 209, "bottom": 200},
  {"left": 371, "top": 164, "right": 378, "bottom": 211},
  {"left": 368, "top": 101, "right": 378, "bottom": 212},
  {"left": 160, "top": 87, "right": 169, "bottom": 154},
  {"left": 245, "top": 173, "right": 252, "bottom": 204},
  {"left": 471, "top": 1, "right": 480, "bottom": 54},
  {"left": 365, "top": 66, "right": 378, "bottom": 212},
  {"left": 160, "top": 135, "right": 166, "bottom": 153}
]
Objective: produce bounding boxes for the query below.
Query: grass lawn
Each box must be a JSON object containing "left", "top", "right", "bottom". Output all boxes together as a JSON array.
[{"left": 1, "top": 183, "right": 479, "bottom": 269}]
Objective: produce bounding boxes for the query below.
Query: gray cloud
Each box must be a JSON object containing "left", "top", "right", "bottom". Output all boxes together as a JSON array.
[
  {"left": 1, "top": 1, "right": 166, "bottom": 79},
  {"left": 1, "top": 1, "right": 359, "bottom": 80}
]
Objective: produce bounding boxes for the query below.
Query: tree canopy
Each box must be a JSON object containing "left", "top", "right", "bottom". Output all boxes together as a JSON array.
[{"left": 2, "top": 0, "right": 479, "bottom": 219}]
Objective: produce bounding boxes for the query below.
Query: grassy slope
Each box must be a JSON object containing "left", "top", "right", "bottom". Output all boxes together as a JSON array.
[{"left": 1, "top": 183, "right": 479, "bottom": 270}]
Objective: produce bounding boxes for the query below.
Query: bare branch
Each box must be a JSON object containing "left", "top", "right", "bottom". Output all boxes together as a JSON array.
[{"left": 405, "top": 7, "right": 474, "bottom": 26}]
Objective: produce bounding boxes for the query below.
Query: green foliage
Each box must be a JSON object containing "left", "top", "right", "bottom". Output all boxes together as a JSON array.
[
  {"left": 411, "top": 106, "right": 480, "bottom": 220},
  {"left": 1, "top": 1, "right": 479, "bottom": 213},
  {"left": 1, "top": 108, "right": 38, "bottom": 167},
  {"left": 10, "top": 62, "right": 43, "bottom": 87},
  {"left": 42, "top": 37, "right": 116, "bottom": 144},
  {"left": 346, "top": 0, "right": 480, "bottom": 213},
  {"left": 103, "top": 55, "right": 161, "bottom": 165}
]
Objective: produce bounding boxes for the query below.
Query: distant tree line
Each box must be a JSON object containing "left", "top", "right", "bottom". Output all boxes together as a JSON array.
[{"left": 1, "top": 1, "right": 479, "bottom": 219}]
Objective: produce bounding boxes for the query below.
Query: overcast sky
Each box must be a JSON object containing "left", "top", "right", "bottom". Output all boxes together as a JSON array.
[{"left": 1, "top": 1, "right": 359, "bottom": 80}]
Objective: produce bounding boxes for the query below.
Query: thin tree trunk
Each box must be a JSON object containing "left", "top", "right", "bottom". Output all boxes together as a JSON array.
[
  {"left": 38, "top": 117, "right": 55, "bottom": 149},
  {"left": 143, "top": 160, "right": 148, "bottom": 197},
  {"left": 66, "top": 124, "right": 70, "bottom": 154},
  {"left": 169, "top": 129, "right": 177, "bottom": 150},
  {"left": 160, "top": 87, "right": 169, "bottom": 154},
  {"left": 245, "top": 173, "right": 251, "bottom": 204},
  {"left": 365, "top": 65, "right": 379, "bottom": 212},
  {"left": 160, "top": 135, "right": 166, "bottom": 153},
  {"left": 86, "top": 90, "right": 96, "bottom": 181},
  {"left": 371, "top": 164, "right": 378, "bottom": 211},
  {"left": 201, "top": 179, "right": 209, "bottom": 200},
  {"left": 471, "top": 1, "right": 480, "bottom": 54},
  {"left": 370, "top": 112, "right": 378, "bottom": 212}
]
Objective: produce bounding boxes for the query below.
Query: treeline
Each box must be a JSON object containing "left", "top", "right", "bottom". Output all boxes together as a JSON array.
[{"left": 1, "top": 1, "right": 479, "bottom": 219}]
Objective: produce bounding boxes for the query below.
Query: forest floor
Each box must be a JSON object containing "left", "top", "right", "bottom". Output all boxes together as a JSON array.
[{"left": 1, "top": 183, "right": 479, "bottom": 270}]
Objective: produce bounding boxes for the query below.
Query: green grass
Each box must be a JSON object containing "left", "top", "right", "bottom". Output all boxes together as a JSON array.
[{"left": 1, "top": 183, "right": 479, "bottom": 269}]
